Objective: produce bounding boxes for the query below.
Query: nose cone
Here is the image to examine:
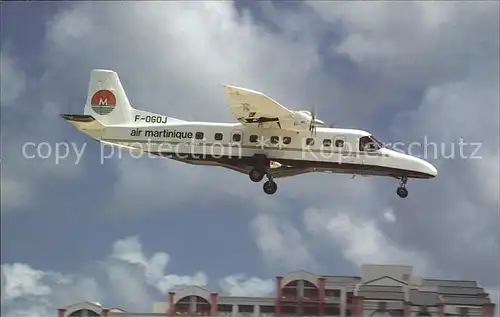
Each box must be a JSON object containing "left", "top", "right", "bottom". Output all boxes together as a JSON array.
[
  {"left": 313, "top": 119, "right": 325, "bottom": 126},
  {"left": 420, "top": 159, "right": 438, "bottom": 178}
]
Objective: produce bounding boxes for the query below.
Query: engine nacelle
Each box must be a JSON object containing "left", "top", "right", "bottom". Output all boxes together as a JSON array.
[
  {"left": 293, "top": 111, "right": 312, "bottom": 127},
  {"left": 292, "top": 110, "right": 325, "bottom": 129}
]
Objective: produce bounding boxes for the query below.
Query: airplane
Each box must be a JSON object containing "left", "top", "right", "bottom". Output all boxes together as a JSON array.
[{"left": 60, "top": 69, "right": 437, "bottom": 197}]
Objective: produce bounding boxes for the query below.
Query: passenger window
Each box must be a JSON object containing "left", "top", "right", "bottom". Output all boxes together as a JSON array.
[
  {"left": 214, "top": 133, "right": 223, "bottom": 141},
  {"left": 335, "top": 138, "right": 344, "bottom": 147},
  {"left": 195, "top": 132, "right": 204, "bottom": 140},
  {"left": 249, "top": 135, "right": 258, "bottom": 143},
  {"left": 270, "top": 136, "right": 279, "bottom": 144},
  {"left": 232, "top": 133, "right": 242, "bottom": 142},
  {"left": 323, "top": 139, "right": 332, "bottom": 146},
  {"left": 359, "top": 136, "right": 378, "bottom": 152},
  {"left": 306, "top": 138, "right": 315, "bottom": 146},
  {"left": 283, "top": 136, "right": 291, "bottom": 145}
]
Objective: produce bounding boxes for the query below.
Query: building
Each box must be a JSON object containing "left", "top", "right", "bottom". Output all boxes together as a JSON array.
[{"left": 57, "top": 265, "right": 496, "bottom": 317}]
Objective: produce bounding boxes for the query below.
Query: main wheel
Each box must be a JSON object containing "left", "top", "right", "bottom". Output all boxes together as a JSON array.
[
  {"left": 396, "top": 186, "right": 408, "bottom": 198},
  {"left": 263, "top": 180, "right": 278, "bottom": 195},
  {"left": 249, "top": 169, "right": 264, "bottom": 182}
]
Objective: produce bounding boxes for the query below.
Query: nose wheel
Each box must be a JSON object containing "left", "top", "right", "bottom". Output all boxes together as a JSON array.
[{"left": 396, "top": 177, "right": 409, "bottom": 198}]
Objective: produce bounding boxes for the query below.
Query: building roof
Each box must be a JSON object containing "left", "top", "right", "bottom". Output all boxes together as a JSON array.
[
  {"left": 442, "top": 295, "right": 491, "bottom": 306},
  {"left": 421, "top": 279, "right": 478, "bottom": 288},
  {"left": 59, "top": 264, "right": 496, "bottom": 315},
  {"left": 409, "top": 290, "right": 440, "bottom": 306}
]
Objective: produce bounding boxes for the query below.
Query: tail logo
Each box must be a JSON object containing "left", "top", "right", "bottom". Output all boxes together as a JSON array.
[{"left": 91, "top": 90, "right": 116, "bottom": 115}]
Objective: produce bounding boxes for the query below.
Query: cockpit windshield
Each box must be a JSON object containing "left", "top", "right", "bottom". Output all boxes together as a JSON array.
[
  {"left": 370, "top": 136, "right": 385, "bottom": 148},
  {"left": 359, "top": 135, "right": 385, "bottom": 152}
]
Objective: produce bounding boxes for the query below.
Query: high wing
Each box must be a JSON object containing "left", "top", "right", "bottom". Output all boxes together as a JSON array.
[{"left": 222, "top": 85, "right": 297, "bottom": 130}]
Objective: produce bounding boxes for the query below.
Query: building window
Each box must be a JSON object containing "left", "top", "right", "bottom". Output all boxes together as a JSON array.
[
  {"left": 303, "top": 286, "right": 319, "bottom": 299},
  {"left": 282, "top": 306, "right": 295, "bottom": 314},
  {"left": 323, "top": 139, "right": 332, "bottom": 146},
  {"left": 238, "top": 305, "right": 254, "bottom": 313},
  {"left": 346, "top": 291, "right": 354, "bottom": 304},
  {"left": 270, "top": 136, "right": 279, "bottom": 144},
  {"left": 68, "top": 310, "right": 83, "bottom": 317},
  {"left": 378, "top": 302, "right": 387, "bottom": 311},
  {"left": 195, "top": 132, "right": 204, "bottom": 140},
  {"left": 324, "top": 305, "right": 340, "bottom": 316},
  {"left": 335, "top": 138, "right": 345, "bottom": 147},
  {"left": 283, "top": 136, "right": 292, "bottom": 144},
  {"left": 303, "top": 306, "right": 319, "bottom": 315},
  {"left": 418, "top": 305, "right": 431, "bottom": 317},
  {"left": 306, "top": 138, "right": 315, "bottom": 146},
  {"left": 459, "top": 307, "right": 469, "bottom": 317},
  {"left": 214, "top": 133, "right": 223, "bottom": 141},
  {"left": 217, "top": 305, "right": 232, "bottom": 313},
  {"left": 325, "top": 289, "right": 341, "bottom": 297},
  {"left": 249, "top": 135, "right": 258, "bottom": 142},
  {"left": 232, "top": 133, "right": 241, "bottom": 142},
  {"left": 259, "top": 306, "right": 275, "bottom": 314}
]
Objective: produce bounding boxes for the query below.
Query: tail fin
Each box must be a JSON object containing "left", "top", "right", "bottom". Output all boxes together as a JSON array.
[{"left": 84, "top": 69, "right": 134, "bottom": 126}]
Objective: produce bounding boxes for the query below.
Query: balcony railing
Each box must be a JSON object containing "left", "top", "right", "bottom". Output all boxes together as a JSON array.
[{"left": 280, "top": 296, "right": 320, "bottom": 302}]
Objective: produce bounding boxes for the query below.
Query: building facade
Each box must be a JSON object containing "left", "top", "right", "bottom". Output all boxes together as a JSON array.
[{"left": 57, "top": 265, "right": 496, "bottom": 317}]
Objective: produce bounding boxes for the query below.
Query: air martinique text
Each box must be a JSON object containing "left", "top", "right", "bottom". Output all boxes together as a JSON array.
[{"left": 130, "top": 128, "right": 193, "bottom": 139}]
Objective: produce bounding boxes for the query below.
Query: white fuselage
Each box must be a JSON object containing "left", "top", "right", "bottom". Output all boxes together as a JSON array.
[
  {"left": 79, "top": 117, "right": 437, "bottom": 179},
  {"left": 61, "top": 68, "right": 437, "bottom": 197}
]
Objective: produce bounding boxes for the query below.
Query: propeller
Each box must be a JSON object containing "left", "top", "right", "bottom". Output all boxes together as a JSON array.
[
  {"left": 309, "top": 104, "right": 316, "bottom": 136},
  {"left": 308, "top": 104, "right": 325, "bottom": 136}
]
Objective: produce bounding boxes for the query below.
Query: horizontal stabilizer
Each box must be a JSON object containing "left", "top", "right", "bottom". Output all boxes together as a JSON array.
[{"left": 59, "top": 114, "right": 105, "bottom": 131}]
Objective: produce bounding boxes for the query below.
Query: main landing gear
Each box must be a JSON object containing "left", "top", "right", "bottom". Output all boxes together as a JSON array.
[
  {"left": 396, "top": 176, "right": 409, "bottom": 198},
  {"left": 249, "top": 167, "right": 278, "bottom": 195},
  {"left": 248, "top": 155, "right": 278, "bottom": 195}
]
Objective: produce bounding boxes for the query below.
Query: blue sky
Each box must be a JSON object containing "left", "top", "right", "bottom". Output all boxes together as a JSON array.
[{"left": 1, "top": 1, "right": 499, "bottom": 315}]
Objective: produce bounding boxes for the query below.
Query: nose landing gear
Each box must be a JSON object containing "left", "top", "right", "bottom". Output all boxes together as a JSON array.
[{"left": 396, "top": 177, "right": 409, "bottom": 198}]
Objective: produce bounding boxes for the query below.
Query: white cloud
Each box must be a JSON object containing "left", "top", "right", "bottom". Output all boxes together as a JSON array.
[
  {"left": 110, "top": 236, "right": 208, "bottom": 295},
  {"left": 1, "top": 263, "right": 51, "bottom": 301},
  {"left": 304, "top": 209, "right": 436, "bottom": 276},
  {"left": 382, "top": 207, "right": 396, "bottom": 223},
  {"left": 3, "top": 0, "right": 499, "bottom": 309},
  {"left": 0, "top": 47, "right": 27, "bottom": 106},
  {"left": 250, "top": 212, "right": 315, "bottom": 271},
  {"left": 1, "top": 236, "right": 269, "bottom": 317},
  {"left": 219, "top": 274, "right": 274, "bottom": 297},
  {"left": 39, "top": 1, "right": 497, "bottom": 281}
]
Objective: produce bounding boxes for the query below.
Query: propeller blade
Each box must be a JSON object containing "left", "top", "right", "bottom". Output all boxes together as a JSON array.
[{"left": 310, "top": 104, "right": 318, "bottom": 136}]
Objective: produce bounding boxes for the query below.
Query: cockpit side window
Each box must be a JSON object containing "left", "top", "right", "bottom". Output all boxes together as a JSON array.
[{"left": 359, "top": 136, "right": 382, "bottom": 152}]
